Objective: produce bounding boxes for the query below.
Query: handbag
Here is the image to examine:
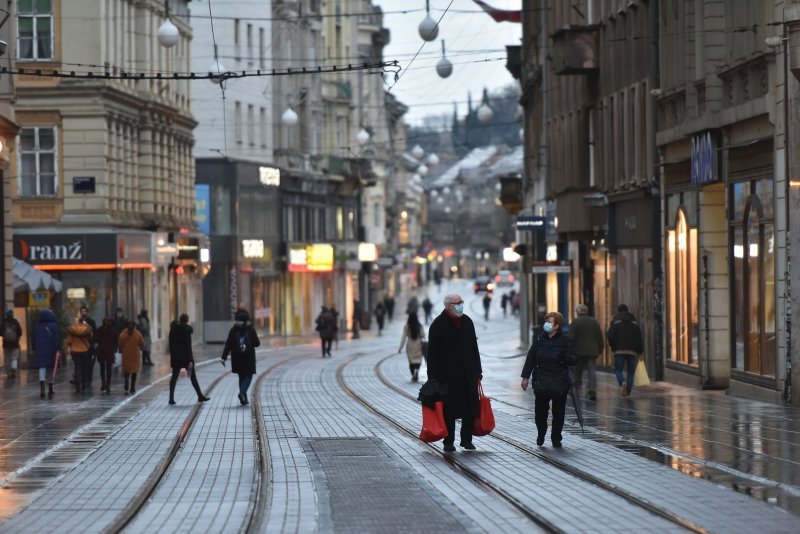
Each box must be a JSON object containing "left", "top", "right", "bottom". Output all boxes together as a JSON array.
[
  {"left": 531, "top": 366, "right": 570, "bottom": 395},
  {"left": 419, "top": 401, "right": 448, "bottom": 442},
  {"left": 634, "top": 359, "right": 651, "bottom": 387},
  {"left": 472, "top": 382, "right": 495, "bottom": 436}
]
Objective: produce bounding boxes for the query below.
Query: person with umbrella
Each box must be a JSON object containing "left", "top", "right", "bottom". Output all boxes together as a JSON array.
[{"left": 520, "top": 311, "right": 577, "bottom": 447}]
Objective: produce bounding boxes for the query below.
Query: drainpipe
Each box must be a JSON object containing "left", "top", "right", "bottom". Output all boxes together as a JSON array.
[{"left": 782, "top": 17, "right": 792, "bottom": 403}]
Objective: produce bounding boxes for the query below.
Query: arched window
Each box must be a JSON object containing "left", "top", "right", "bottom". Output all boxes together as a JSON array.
[{"left": 666, "top": 209, "right": 698, "bottom": 365}]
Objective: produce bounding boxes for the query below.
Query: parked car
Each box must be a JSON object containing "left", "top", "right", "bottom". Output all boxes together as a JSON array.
[
  {"left": 474, "top": 276, "right": 494, "bottom": 293},
  {"left": 494, "top": 270, "right": 515, "bottom": 287}
]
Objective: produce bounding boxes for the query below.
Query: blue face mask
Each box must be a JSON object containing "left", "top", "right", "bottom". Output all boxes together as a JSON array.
[
  {"left": 543, "top": 322, "right": 554, "bottom": 333},
  {"left": 454, "top": 303, "right": 464, "bottom": 315}
]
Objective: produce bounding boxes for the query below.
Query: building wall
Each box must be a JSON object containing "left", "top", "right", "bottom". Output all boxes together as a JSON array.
[{"left": 0, "top": 0, "right": 17, "bottom": 311}]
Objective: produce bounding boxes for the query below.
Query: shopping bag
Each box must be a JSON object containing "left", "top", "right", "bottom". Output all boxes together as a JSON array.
[
  {"left": 419, "top": 401, "right": 448, "bottom": 442},
  {"left": 113, "top": 351, "right": 122, "bottom": 369},
  {"left": 472, "top": 382, "right": 495, "bottom": 436},
  {"left": 633, "top": 359, "right": 651, "bottom": 387}
]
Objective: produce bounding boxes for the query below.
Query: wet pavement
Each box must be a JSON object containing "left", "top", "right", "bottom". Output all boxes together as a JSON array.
[{"left": 0, "top": 279, "right": 798, "bottom": 532}]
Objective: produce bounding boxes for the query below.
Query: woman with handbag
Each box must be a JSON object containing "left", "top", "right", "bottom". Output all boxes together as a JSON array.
[
  {"left": 398, "top": 312, "right": 425, "bottom": 382},
  {"left": 520, "top": 311, "right": 577, "bottom": 448}
]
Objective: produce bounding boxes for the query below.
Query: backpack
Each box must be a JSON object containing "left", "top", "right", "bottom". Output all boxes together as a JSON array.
[{"left": 3, "top": 321, "right": 18, "bottom": 343}]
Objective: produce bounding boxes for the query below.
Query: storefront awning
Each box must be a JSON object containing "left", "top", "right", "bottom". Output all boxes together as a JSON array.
[{"left": 13, "top": 258, "right": 63, "bottom": 293}]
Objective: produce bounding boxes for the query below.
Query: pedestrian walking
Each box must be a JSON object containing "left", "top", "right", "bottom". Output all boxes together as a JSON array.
[
  {"left": 482, "top": 292, "right": 492, "bottom": 320},
  {"left": 112, "top": 307, "right": 126, "bottom": 338},
  {"left": 500, "top": 293, "right": 509, "bottom": 317},
  {"left": 352, "top": 300, "right": 362, "bottom": 339},
  {"left": 511, "top": 291, "right": 520, "bottom": 316},
  {"left": 406, "top": 294, "right": 420, "bottom": 315},
  {"left": 33, "top": 309, "right": 60, "bottom": 400},
  {"left": 521, "top": 311, "right": 577, "bottom": 447},
  {"left": 398, "top": 312, "right": 426, "bottom": 382},
  {"left": 385, "top": 295, "right": 396, "bottom": 321},
  {"left": 168, "top": 314, "right": 210, "bottom": 405},
  {"left": 94, "top": 317, "right": 117, "bottom": 393},
  {"left": 374, "top": 302, "right": 386, "bottom": 336},
  {"left": 137, "top": 310, "right": 154, "bottom": 366},
  {"left": 118, "top": 321, "right": 144, "bottom": 394},
  {"left": 220, "top": 311, "right": 261, "bottom": 405},
  {"left": 568, "top": 303, "right": 604, "bottom": 401},
  {"left": 427, "top": 293, "right": 484, "bottom": 452},
  {"left": 2, "top": 310, "right": 22, "bottom": 380},
  {"left": 66, "top": 316, "right": 93, "bottom": 392},
  {"left": 315, "top": 306, "right": 337, "bottom": 357},
  {"left": 421, "top": 297, "right": 433, "bottom": 325},
  {"left": 607, "top": 304, "right": 644, "bottom": 398},
  {"left": 78, "top": 306, "right": 97, "bottom": 385}
]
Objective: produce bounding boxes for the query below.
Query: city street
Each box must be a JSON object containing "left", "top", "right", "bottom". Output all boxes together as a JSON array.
[{"left": 0, "top": 280, "right": 798, "bottom": 533}]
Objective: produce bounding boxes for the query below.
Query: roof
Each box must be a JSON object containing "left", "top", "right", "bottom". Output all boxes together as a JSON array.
[
  {"left": 486, "top": 145, "right": 523, "bottom": 178},
  {"left": 428, "top": 146, "right": 500, "bottom": 189}
]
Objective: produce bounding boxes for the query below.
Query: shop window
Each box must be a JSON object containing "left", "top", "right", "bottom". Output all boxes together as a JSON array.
[
  {"left": 729, "top": 181, "right": 776, "bottom": 377},
  {"left": 666, "top": 209, "right": 698, "bottom": 365},
  {"left": 17, "top": 0, "right": 53, "bottom": 60},
  {"left": 18, "top": 127, "right": 57, "bottom": 196}
]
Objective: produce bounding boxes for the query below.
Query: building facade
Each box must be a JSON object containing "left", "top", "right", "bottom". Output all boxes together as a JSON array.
[{"left": 12, "top": 0, "right": 201, "bottom": 351}]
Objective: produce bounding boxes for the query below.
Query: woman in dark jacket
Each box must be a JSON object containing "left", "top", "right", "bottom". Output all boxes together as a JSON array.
[
  {"left": 94, "top": 317, "right": 118, "bottom": 393},
  {"left": 33, "top": 308, "right": 60, "bottom": 400},
  {"left": 521, "top": 311, "right": 577, "bottom": 448},
  {"left": 220, "top": 310, "right": 260, "bottom": 405},
  {"left": 427, "top": 294, "right": 483, "bottom": 452},
  {"left": 168, "top": 314, "right": 210, "bottom": 405}
]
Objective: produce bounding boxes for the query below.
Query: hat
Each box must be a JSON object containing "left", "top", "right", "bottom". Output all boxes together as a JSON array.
[{"left": 235, "top": 311, "right": 249, "bottom": 322}]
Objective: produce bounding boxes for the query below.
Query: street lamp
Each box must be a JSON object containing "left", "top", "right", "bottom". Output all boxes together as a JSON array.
[
  {"left": 418, "top": 0, "right": 438, "bottom": 42},
  {"left": 436, "top": 40, "right": 453, "bottom": 78}
]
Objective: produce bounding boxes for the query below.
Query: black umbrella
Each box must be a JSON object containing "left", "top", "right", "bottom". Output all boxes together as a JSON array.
[{"left": 567, "top": 378, "right": 586, "bottom": 433}]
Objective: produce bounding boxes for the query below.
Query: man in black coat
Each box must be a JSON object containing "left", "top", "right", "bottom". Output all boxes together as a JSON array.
[
  {"left": 607, "top": 304, "right": 644, "bottom": 398},
  {"left": 168, "top": 314, "right": 210, "bottom": 405},
  {"left": 427, "top": 293, "right": 483, "bottom": 452}
]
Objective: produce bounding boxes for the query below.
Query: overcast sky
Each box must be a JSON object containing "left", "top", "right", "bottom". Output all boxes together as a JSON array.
[{"left": 374, "top": 0, "right": 522, "bottom": 127}]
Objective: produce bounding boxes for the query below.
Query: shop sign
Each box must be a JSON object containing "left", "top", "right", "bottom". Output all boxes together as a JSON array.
[
  {"left": 242, "top": 239, "right": 265, "bottom": 259},
  {"left": 195, "top": 185, "right": 211, "bottom": 235},
  {"left": 288, "top": 244, "right": 334, "bottom": 272},
  {"left": 177, "top": 237, "right": 200, "bottom": 261},
  {"left": 358, "top": 243, "right": 379, "bottom": 262},
  {"left": 259, "top": 166, "right": 280, "bottom": 187},
  {"left": 13, "top": 234, "right": 116, "bottom": 265},
  {"left": 516, "top": 215, "right": 547, "bottom": 231},
  {"left": 29, "top": 290, "right": 50, "bottom": 307},
  {"left": 691, "top": 131, "right": 718, "bottom": 184}
]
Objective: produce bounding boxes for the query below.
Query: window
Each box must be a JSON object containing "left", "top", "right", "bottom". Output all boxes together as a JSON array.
[
  {"left": 247, "top": 104, "right": 255, "bottom": 146},
  {"left": 729, "top": 179, "right": 776, "bottom": 377},
  {"left": 259, "top": 28, "right": 265, "bottom": 69},
  {"left": 18, "top": 0, "right": 53, "bottom": 60},
  {"left": 259, "top": 107, "right": 267, "bottom": 148},
  {"left": 234, "top": 101, "right": 242, "bottom": 144},
  {"left": 18, "top": 127, "right": 57, "bottom": 196},
  {"left": 666, "top": 209, "right": 698, "bottom": 365},
  {"left": 246, "top": 24, "right": 253, "bottom": 64}
]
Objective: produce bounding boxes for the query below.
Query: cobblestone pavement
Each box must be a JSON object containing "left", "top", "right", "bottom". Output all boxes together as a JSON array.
[{"left": 0, "top": 280, "right": 798, "bottom": 532}]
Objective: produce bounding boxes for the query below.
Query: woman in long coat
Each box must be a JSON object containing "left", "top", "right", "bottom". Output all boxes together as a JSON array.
[
  {"left": 168, "top": 314, "right": 209, "bottom": 405},
  {"left": 426, "top": 294, "right": 483, "bottom": 452},
  {"left": 220, "top": 310, "right": 260, "bottom": 405},
  {"left": 33, "top": 308, "right": 60, "bottom": 400},
  {"left": 94, "top": 317, "right": 117, "bottom": 393},
  {"left": 398, "top": 312, "right": 425, "bottom": 382},
  {"left": 137, "top": 310, "right": 153, "bottom": 366},
  {"left": 118, "top": 321, "right": 144, "bottom": 394}
]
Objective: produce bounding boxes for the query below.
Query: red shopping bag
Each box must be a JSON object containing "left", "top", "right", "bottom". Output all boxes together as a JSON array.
[
  {"left": 419, "top": 401, "right": 448, "bottom": 442},
  {"left": 472, "top": 382, "right": 495, "bottom": 436}
]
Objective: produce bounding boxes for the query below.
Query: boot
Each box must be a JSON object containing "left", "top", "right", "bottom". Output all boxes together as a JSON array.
[
  {"left": 124, "top": 374, "right": 129, "bottom": 394},
  {"left": 129, "top": 373, "right": 137, "bottom": 394},
  {"left": 40, "top": 381, "right": 46, "bottom": 399},
  {"left": 48, "top": 383, "right": 54, "bottom": 400}
]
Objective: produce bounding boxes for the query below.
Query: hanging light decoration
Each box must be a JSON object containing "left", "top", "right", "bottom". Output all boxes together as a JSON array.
[
  {"left": 426, "top": 153, "right": 439, "bottom": 166},
  {"left": 436, "top": 40, "right": 453, "bottom": 78},
  {"left": 417, "top": 164, "right": 429, "bottom": 176},
  {"left": 157, "top": 2, "right": 179, "bottom": 48},
  {"left": 281, "top": 107, "right": 299, "bottom": 126},
  {"left": 356, "top": 127, "right": 370, "bottom": 146},
  {"left": 418, "top": 0, "right": 439, "bottom": 42},
  {"left": 411, "top": 144, "right": 425, "bottom": 159}
]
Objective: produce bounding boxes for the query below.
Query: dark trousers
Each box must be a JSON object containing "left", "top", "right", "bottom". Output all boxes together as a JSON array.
[
  {"left": 71, "top": 352, "right": 90, "bottom": 389},
  {"left": 99, "top": 361, "right": 112, "bottom": 388},
  {"left": 408, "top": 363, "right": 421, "bottom": 376},
  {"left": 534, "top": 391, "right": 568, "bottom": 443},
  {"left": 238, "top": 373, "right": 254, "bottom": 396},
  {"left": 321, "top": 337, "right": 333, "bottom": 356},
  {"left": 124, "top": 372, "right": 137, "bottom": 392},
  {"left": 170, "top": 366, "right": 203, "bottom": 400},
  {"left": 443, "top": 416, "right": 475, "bottom": 446}
]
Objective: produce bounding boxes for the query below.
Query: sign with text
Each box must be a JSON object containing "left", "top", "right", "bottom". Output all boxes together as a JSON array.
[
  {"left": 242, "top": 239, "right": 265, "bottom": 259},
  {"left": 516, "top": 216, "right": 547, "bottom": 231},
  {"left": 691, "top": 131, "right": 718, "bottom": 184},
  {"left": 288, "top": 244, "right": 334, "bottom": 272},
  {"left": 13, "top": 234, "right": 116, "bottom": 265},
  {"left": 194, "top": 184, "right": 211, "bottom": 235}
]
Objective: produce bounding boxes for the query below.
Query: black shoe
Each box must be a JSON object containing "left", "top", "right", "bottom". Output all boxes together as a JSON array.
[
  {"left": 238, "top": 393, "right": 246, "bottom": 405},
  {"left": 552, "top": 441, "right": 562, "bottom": 448},
  {"left": 169, "top": 399, "right": 176, "bottom": 405},
  {"left": 536, "top": 435, "right": 545, "bottom": 446},
  {"left": 460, "top": 442, "right": 476, "bottom": 451},
  {"left": 243, "top": 394, "right": 249, "bottom": 405},
  {"left": 130, "top": 387, "right": 136, "bottom": 394},
  {"left": 198, "top": 395, "right": 210, "bottom": 402},
  {"left": 443, "top": 444, "right": 456, "bottom": 452}
]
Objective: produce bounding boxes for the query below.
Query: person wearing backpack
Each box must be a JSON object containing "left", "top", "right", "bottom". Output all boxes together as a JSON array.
[
  {"left": 220, "top": 310, "right": 260, "bottom": 405},
  {"left": 520, "top": 311, "right": 577, "bottom": 448},
  {"left": 315, "top": 306, "right": 337, "bottom": 357},
  {"left": 2, "top": 310, "right": 22, "bottom": 380},
  {"left": 607, "top": 304, "right": 644, "bottom": 398}
]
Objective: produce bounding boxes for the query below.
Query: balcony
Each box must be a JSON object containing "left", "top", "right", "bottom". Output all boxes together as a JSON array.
[{"left": 550, "top": 25, "right": 599, "bottom": 75}]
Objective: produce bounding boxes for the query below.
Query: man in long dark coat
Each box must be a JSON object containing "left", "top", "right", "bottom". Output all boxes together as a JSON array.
[{"left": 426, "top": 293, "right": 483, "bottom": 452}]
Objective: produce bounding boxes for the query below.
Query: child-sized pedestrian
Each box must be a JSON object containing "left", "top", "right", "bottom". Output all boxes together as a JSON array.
[{"left": 220, "top": 310, "right": 260, "bottom": 405}]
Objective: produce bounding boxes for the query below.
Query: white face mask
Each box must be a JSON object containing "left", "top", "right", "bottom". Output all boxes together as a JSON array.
[{"left": 453, "top": 303, "right": 464, "bottom": 315}]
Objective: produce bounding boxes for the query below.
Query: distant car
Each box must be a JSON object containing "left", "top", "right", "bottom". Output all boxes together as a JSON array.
[
  {"left": 474, "top": 276, "right": 494, "bottom": 293},
  {"left": 494, "top": 270, "right": 515, "bottom": 287}
]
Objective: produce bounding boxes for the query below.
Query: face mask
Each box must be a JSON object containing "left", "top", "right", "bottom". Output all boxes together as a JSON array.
[
  {"left": 236, "top": 320, "right": 246, "bottom": 326},
  {"left": 454, "top": 303, "right": 464, "bottom": 315},
  {"left": 543, "top": 322, "right": 554, "bottom": 333}
]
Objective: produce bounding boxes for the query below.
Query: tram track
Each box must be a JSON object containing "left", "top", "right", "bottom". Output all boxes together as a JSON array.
[
  {"left": 104, "top": 353, "right": 304, "bottom": 534},
  {"left": 341, "top": 351, "right": 708, "bottom": 534}
]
